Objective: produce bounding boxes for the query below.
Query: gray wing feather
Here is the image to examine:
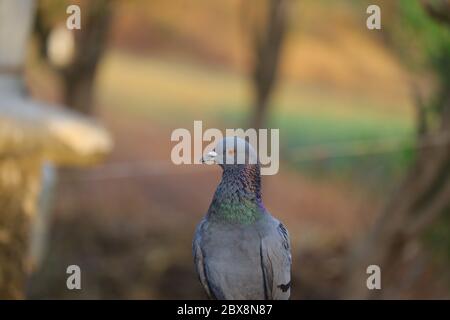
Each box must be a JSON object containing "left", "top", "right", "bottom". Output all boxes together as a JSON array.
[
  {"left": 193, "top": 220, "right": 214, "bottom": 299},
  {"left": 261, "top": 222, "right": 292, "bottom": 300}
]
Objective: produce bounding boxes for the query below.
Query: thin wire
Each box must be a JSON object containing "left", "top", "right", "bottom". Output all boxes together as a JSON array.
[
  {"left": 289, "top": 130, "right": 450, "bottom": 162},
  {"left": 289, "top": 136, "right": 410, "bottom": 162},
  {"left": 60, "top": 131, "right": 450, "bottom": 182},
  {"left": 61, "top": 161, "right": 217, "bottom": 182}
]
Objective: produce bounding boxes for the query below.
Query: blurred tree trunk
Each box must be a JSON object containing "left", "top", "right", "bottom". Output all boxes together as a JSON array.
[
  {"left": 35, "top": 0, "right": 112, "bottom": 114},
  {"left": 342, "top": 98, "right": 450, "bottom": 298},
  {"left": 61, "top": 0, "right": 111, "bottom": 114},
  {"left": 246, "top": 0, "right": 288, "bottom": 129},
  {"left": 341, "top": 0, "right": 450, "bottom": 298}
]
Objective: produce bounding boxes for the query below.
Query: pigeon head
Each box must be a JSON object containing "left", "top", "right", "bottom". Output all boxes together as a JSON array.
[{"left": 202, "top": 136, "right": 258, "bottom": 171}]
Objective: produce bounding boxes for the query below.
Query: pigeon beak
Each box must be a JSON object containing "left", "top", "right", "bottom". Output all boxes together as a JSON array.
[{"left": 201, "top": 151, "right": 217, "bottom": 164}]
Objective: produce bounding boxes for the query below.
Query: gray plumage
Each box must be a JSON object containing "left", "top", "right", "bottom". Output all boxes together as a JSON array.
[{"left": 193, "top": 137, "right": 291, "bottom": 300}]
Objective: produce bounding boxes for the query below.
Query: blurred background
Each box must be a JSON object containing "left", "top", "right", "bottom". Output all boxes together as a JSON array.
[{"left": 1, "top": 0, "right": 450, "bottom": 299}]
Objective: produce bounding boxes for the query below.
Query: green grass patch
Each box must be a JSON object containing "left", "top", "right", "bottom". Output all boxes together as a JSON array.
[{"left": 97, "top": 50, "right": 416, "bottom": 185}]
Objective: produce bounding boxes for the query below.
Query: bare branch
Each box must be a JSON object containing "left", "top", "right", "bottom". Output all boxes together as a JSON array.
[{"left": 421, "top": 0, "right": 450, "bottom": 25}]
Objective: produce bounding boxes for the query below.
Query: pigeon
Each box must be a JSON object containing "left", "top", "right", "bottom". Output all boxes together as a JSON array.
[{"left": 193, "top": 136, "right": 291, "bottom": 300}]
